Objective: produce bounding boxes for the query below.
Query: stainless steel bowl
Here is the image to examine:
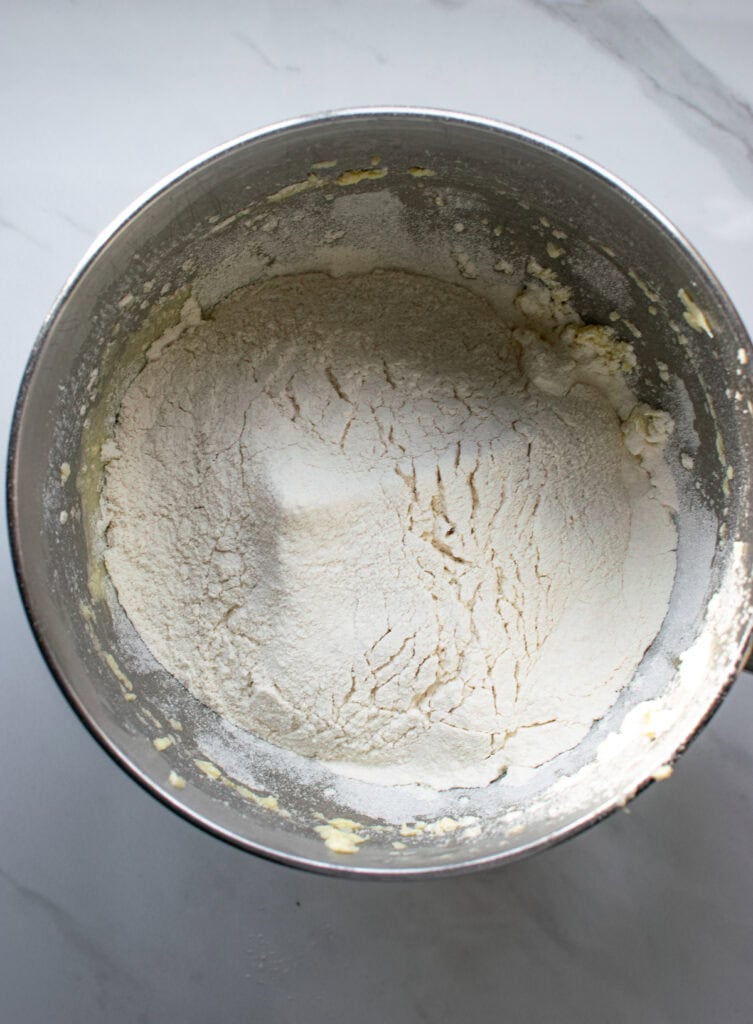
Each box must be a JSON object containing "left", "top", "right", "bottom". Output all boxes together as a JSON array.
[{"left": 8, "top": 109, "right": 753, "bottom": 877}]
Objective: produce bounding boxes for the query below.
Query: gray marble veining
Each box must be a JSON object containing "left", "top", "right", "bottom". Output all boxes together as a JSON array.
[
  {"left": 533, "top": 0, "right": 753, "bottom": 198},
  {"left": 233, "top": 31, "right": 302, "bottom": 74}
]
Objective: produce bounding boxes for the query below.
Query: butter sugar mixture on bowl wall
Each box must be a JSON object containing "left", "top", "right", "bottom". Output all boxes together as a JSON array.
[{"left": 99, "top": 260, "right": 677, "bottom": 792}]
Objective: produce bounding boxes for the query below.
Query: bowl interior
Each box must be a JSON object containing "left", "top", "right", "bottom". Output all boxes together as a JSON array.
[{"left": 10, "top": 111, "right": 753, "bottom": 876}]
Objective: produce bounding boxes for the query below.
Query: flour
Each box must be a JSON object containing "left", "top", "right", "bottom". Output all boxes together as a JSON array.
[{"left": 100, "top": 269, "right": 677, "bottom": 790}]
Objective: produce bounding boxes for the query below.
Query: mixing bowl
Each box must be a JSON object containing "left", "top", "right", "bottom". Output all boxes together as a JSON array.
[{"left": 8, "top": 109, "right": 753, "bottom": 877}]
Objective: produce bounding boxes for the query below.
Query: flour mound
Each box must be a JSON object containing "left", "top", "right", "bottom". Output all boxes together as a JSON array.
[{"left": 101, "top": 270, "right": 677, "bottom": 789}]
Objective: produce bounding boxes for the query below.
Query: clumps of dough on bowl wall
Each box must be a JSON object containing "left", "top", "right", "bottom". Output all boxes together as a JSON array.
[{"left": 9, "top": 110, "right": 753, "bottom": 877}]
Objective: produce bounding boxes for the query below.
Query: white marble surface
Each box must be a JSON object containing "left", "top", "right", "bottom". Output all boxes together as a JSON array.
[{"left": 2, "top": 1, "right": 753, "bottom": 1020}]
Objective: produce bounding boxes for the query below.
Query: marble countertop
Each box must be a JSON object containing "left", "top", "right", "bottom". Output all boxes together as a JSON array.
[{"left": 2, "top": 2, "right": 752, "bottom": 1020}]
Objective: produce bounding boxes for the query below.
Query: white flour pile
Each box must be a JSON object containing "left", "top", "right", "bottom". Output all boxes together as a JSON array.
[{"left": 100, "top": 269, "right": 677, "bottom": 790}]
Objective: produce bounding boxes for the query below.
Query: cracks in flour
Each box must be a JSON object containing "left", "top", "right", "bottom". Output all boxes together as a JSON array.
[{"left": 101, "top": 270, "right": 678, "bottom": 790}]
